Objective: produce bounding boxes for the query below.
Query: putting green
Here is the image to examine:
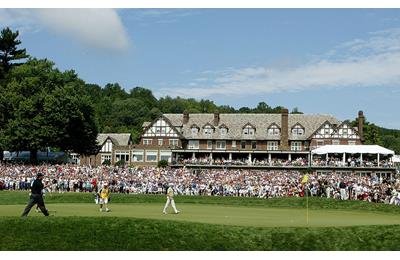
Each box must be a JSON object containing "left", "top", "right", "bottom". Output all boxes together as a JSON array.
[{"left": 1, "top": 203, "right": 400, "bottom": 227}]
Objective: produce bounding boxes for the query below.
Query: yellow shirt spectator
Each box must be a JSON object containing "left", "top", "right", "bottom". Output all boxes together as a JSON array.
[{"left": 100, "top": 188, "right": 110, "bottom": 199}]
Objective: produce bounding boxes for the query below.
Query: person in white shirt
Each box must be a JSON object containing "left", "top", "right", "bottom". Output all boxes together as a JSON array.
[
  {"left": 390, "top": 188, "right": 398, "bottom": 205},
  {"left": 163, "top": 183, "right": 180, "bottom": 214}
]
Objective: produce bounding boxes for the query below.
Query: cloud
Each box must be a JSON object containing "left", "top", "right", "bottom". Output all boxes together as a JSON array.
[
  {"left": 156, "top": 28, "right": 400, "bottom": 98},
  {"left": 0, "top": 9, "right": 130, "bottom": 51},
  {"left": 120, "top": 9, "right": 201, "bottom": 26}
]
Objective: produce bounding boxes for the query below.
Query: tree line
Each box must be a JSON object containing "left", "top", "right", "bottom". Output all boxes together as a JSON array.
[{"left": 0, "top": 27, "right": 399, "bottom": 163}]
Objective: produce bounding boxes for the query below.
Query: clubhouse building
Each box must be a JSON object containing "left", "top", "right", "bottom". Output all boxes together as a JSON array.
[{"left": 80, "top": 110, "right": 397, "bottom": 176}]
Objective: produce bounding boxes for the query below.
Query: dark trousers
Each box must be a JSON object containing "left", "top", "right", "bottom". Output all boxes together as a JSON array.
[{"left": 21, "top": 194, "right": 49, "bottom": 217}]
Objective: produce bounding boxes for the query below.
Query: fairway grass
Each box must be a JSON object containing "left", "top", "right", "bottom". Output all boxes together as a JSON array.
[{"left": 2, "top": 203, "right": 400, "bottom": 228}]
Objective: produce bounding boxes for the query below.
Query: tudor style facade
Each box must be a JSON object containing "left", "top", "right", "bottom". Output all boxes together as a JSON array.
[
  {"left": 131, "top": 109, "right": 365, "bottom": 165},
  {"left": 80, "top": 133, "right": 133, "bottom": 166}
]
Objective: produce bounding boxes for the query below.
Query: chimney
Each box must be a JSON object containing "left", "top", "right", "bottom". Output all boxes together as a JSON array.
[
  {"left": 358, "top": 110, "right": 365, "bottom": 142},
  {"left": 213, "top": 111, "right": 220, "bottom": 126},
  {"left": 183, "top": 111, "right": 189, "bottom": 124},
  {"left": 280, "top": 108, "right": 289, "bottom": 150}
]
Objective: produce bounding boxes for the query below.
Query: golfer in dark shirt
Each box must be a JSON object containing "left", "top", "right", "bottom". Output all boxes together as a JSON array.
[{"left": 21, "top": 172, "right": 49, "bottom": 217}]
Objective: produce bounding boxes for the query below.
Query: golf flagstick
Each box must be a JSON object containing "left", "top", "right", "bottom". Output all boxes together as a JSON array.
[
  {"left": 306, "top": 184, "right": 309, "bottom": 225},
  {"left": 301, "top": 173, "right": 309, "bottom": 225}
]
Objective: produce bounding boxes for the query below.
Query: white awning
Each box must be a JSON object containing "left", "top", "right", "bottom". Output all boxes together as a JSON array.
[
  {"left": 311, "top": 145, "right": 395, "bottom": 155},
  {"left": 393, "top": 155, "right": 400, "bottom": 163}
]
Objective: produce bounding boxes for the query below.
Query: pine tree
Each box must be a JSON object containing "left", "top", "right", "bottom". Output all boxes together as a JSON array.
[{"left": 0, "top": 27, "right": 29, "bottom": 79}]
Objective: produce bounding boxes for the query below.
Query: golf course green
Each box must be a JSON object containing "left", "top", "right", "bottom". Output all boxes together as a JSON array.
[{"left": 2, "top": 203, "right": 400, "bottom": 228}]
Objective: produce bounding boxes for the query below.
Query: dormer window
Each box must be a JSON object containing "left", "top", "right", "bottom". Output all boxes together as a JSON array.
[
  {"left": 291, "top": 124, "right": 305, "bottom": 135},
  {"left": 190, "top": 124, "right": 199, "bottom": 135},
  {"left": 191, "top": 127, "right": 199, "bottom": 134},
  {"left": 219, "top": 124, "right": 228, "bottom": 135},
  {"left": 220, "top": 128, "right": 227, "bottom": 135},
  {"left": 267, "top": 124, "right": 280, "bottom": 135},
  {"left": 243, "top": 124, "right": 255, "bottom": 135},
  {"left": 204, "top": 126, "right": 213, "bottom": 135}
]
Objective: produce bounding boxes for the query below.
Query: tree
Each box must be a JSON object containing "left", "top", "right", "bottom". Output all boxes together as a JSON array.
[
  {"left": 0, "top": 27, "right": 28, "bottom": 162},
  {"left": 103, "top": 83, "right": 129, "bottom": 100},
  {"left": 363, "top": 123, "right": 381, "bottom": 145},
  {"left": 0, "top": 27, "right": 28, "bottom": 79},
  {"left": 291, "top": 107, "right": 303, "bottom": 114},
  {"left": 129, "top": 87, "right": 157, "bottom": 108},
  {"left": 157, "top": 159, "right": 168, "bottom": 168},
  {"left": 254, "top": 102, "right": 271, "bottom": 113},
  {"left": 1, "top": 58, "right": 99, "bottom": 163}
]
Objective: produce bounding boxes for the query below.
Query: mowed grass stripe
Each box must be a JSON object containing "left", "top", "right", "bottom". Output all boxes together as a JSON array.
[
  {"left": 1, "top": 216, "right": 400, "bottom": 250},
  {"left": 2, "top": 203, "right": 400, "bottom": 227}
]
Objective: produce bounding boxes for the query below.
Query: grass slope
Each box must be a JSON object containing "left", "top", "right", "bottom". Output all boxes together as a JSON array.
[{"left": 0, "top": 217, "right": 400, "bottom": 250}]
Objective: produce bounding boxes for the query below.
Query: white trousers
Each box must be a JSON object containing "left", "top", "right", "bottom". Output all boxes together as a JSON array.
[
  {"left": 163, "top": 197, "right": 178, "bottom": 213},
  {"left": 340, "top": 189, "right": 346, "bottom": 200}
]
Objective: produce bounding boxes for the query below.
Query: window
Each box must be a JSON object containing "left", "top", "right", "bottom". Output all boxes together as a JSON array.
[
  {"left": 133, "top": 151, "right": 144, "bottom": 162},
  {"left": 220, "top": 127, "right": 227, "bottom": 135},
  {"left": 343, "top": 129, "right": 348, "bottom": 135},
  {"left": 241, "top": 141, "right": 246, "bottom": 149},
  {"left": 317, "top": 140, "right": 324, "bottom": 147},
  {"left": 291, "top": 141, "right": 302, "bottom": 151},
  {"left": 160, "top": 151, "right": 171, "bottom": 162},
  {"left": 146, "top": 155, "right": 157, "bottom": 161},
  {"left": 207, "top": 140, "right": 212, "bottom": 149},
  {"left": 204, "top": 126, "right": 213, "bottom": 135},
  {"left": 160, "top": 155, "right": 171, "bottom": 161},
  {"left": 304, "top": 141, "right": 309, "bottom": 150},
  {"left": 101, "top": 155, "right": 111, "bottom": 164},
  {"left": 268, "top": 125, "right": 280, "bottom": 135},
  {"left": 158, "top": 139, "right": 163, "bottom": 146},
  {"left": 232, "top": 140, "right": 236, "bottom": 148},
  {"left": 348, "top": 140, "right": 356, "bottom": 145},
  {"left": 332, "top": 140, "right": 340, "bottom": 145},
  {"left": 143, "top": 139, "right": 152, "bottom": 145},
  {"left": 169, "top": 139, "right": 179, "bottom": 147},
  {"left": 267, "top": 141, "right": 278, "bottom": 151},
  {"left": 216, "top": 141, "right": 226, "bottom": 149},
  {"left": 251, "top": 141, "right": 257, "bottom": 149},
  {"left": 191, "top": 127, "right": 199, "bottom": 134},
  {"left": 115, "top": 152, "right": 129, "bottom": 162},
  {"left": 146, "top": 151, "right": 158, "bottom": 162},
  {"left": 291, "top": 125, "right": 304, "bottom": 135},
  {"left": 188, "top": 140, "right": 199, "bottom": 149},
  {"left": 243, "top": 125, "right": 255, "bottom": 135}
]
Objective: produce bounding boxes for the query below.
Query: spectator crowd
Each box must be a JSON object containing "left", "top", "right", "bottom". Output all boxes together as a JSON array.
[
  {"left": 0, "top": 164, "right": 399, "bottom": 206},
  {"left": 177, "top": 156, "right": 394, "bottom": 168}
]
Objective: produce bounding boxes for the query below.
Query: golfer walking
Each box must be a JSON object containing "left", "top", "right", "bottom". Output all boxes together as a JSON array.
[
  {"left": 163, "top": 183, "right": 180, "bottom": 214},
  {"left": 99, "top": 184, "right": 111, "bottom": 212},
  {"left": 21, "top": 172, "right": 49, "bottom": 217}
]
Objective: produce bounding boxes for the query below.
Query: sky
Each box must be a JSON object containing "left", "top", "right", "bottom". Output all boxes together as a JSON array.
[{"left": 1, "top": 8, "right": 400, "bottom": 129}]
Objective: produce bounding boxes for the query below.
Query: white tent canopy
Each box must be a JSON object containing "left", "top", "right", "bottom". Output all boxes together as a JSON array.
[
  {"left": 393, "top": 155, "right": 400, "bottom": 163},
  {"left": 311, "top": 145, "right": 395, "bottom": 155}
]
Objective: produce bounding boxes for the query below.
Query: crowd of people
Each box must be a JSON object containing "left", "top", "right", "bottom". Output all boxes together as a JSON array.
[
  {"left": 177, "top": 156, "right": 394, "bottom": 168},
  {"left": 0, "top": 163, "right": 399, "bottom": 205}
]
